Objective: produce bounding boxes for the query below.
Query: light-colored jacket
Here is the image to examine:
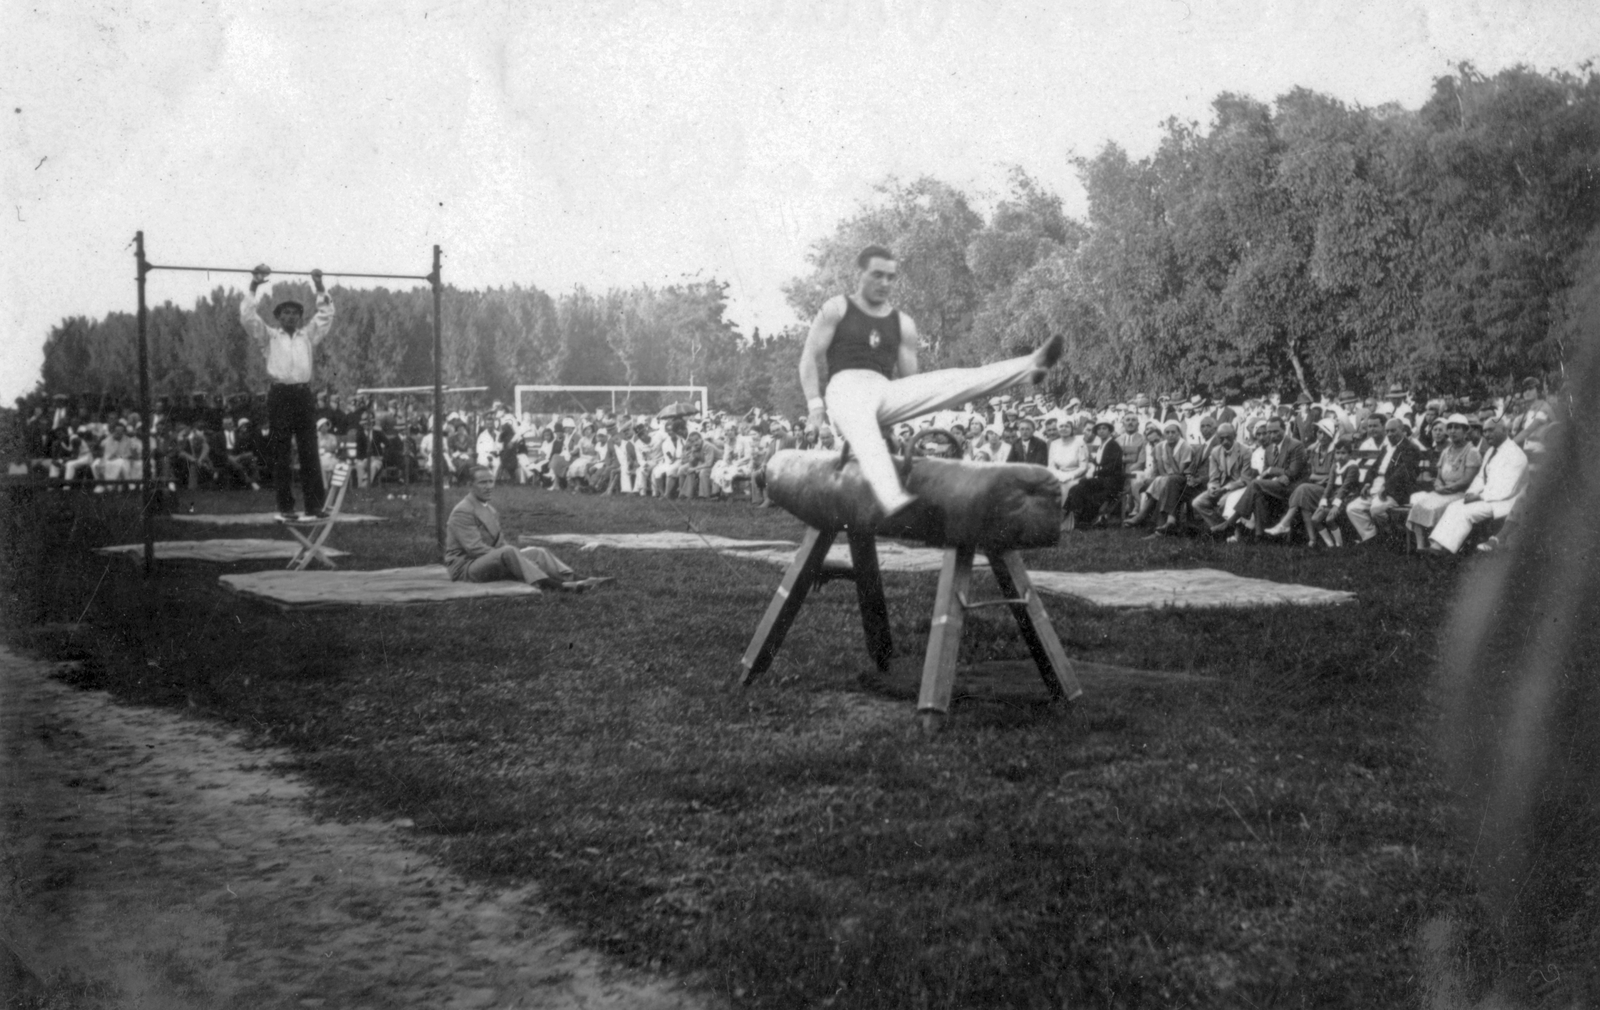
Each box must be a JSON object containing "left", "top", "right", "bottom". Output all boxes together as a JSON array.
[
  {"left": 444, "top": 495, "right": 505, "bottom": 581},
  {"left": 1467, "top": 438, "right": 1530, "bottom": 505}
]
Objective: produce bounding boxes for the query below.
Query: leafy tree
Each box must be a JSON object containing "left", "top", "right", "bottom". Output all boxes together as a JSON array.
[{"left": 784, "top": 176, "right": 984, "bottom": 364}]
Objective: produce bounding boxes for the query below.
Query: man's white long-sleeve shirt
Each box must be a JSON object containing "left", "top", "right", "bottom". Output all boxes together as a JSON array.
[{"left": 239, "top": 285, "right": 334, "bottom": 384}]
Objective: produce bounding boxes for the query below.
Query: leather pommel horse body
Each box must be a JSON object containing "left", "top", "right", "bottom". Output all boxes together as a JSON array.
[{"left": 739, "top": 447, "right": 1083, "bottom": 730}]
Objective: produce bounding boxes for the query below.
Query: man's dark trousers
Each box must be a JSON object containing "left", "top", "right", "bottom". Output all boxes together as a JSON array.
[{"left": 267, "top": 382, "right": 325, "bottom": 514}]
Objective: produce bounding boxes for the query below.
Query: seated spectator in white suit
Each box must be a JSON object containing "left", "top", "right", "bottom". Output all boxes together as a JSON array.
[
  {"left": 1429, "top": 418, "right": 1529, "bottom": 555},
  {"left": 711, "top": 422, "right": 756, "bottom": 496},
  {"left": 651, "top": 423, "right": 688, "bottom": 496},
  {"left": 92, "top": 421, "right": 141, "bottom": 489}
]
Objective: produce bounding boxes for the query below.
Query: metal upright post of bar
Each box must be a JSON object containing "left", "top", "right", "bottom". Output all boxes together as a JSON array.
[
  {"left": 135, "top": 232, "right": 154, "bottom": 576},
  {"left": 430, "top": 245, "right": 445, "bottom": 558}
]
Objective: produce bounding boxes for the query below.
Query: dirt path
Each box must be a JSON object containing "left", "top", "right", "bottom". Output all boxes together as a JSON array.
[{"left": 0, "top": 643, "right": 718, "bottom": 1009}]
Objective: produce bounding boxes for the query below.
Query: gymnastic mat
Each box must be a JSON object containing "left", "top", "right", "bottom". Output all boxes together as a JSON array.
[
  {"left": 171, "top": 512, "right": 384, "bottom": 526},
  {"left": 519, "top": 531, "right": 1355, "bottom": 608},
  {"left": 98, "top": 539, "right": 349, "bottom": 563},
  {"left": 219, "top": 566, "right": 542, "bottom": 609},
  {"left": 719, "top": 545, "right": 1354, "bottom": 608},
  {"left": 522, "top": 531, "right": 797, "bottom": 551}
]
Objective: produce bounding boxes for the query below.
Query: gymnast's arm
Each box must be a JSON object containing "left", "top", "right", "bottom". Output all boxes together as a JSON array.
[
  {"left": 800, "top": 296, "right": 844, "bottom": 430},
  {"left": 894, "top": 313, "right": 920, "bottom": 379}
]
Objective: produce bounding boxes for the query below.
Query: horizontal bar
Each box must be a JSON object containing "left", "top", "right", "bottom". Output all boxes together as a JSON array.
[
  {"left": 355, "top": 386, "right": 488, "bottom": 395},
  {"left": 513, "top": 385, "right": 707, "bottom": 393},
  {"left": 148, "top": 263, "right": 433, "bottom": 282}
]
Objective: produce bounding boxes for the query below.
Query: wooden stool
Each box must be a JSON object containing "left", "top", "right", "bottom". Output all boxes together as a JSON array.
[{"left": 738, "top": 524, "right": 1081, "bottom": 732}]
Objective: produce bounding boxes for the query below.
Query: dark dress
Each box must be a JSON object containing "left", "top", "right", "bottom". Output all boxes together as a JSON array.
[{"left": 1064, "top": 438, "right": 1124, "bottom": 523}]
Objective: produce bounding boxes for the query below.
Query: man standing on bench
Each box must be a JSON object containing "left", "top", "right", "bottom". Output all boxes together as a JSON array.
[
  {"left": 240, "top": 264, "right": 334, "bottom": 521},
  {"left": 799, "top": 244, "right": 1064, "bottom": 518},
  {"left": 445, "top": 466, "right": 609, "bottom": 591}
]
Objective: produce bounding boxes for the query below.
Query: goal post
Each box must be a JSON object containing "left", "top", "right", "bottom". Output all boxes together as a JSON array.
[{"left": 513, "top": 385, "right": 708, "bottom": 423}]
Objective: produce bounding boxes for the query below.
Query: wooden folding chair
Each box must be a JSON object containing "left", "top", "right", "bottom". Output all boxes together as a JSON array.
[{"left": 285, "top": 462, "right": 352, "bottom": 571}]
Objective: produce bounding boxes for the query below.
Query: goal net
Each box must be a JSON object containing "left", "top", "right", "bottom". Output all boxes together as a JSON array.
[{"left": 513, "top": 385, "right": 709, "bottom": 427}]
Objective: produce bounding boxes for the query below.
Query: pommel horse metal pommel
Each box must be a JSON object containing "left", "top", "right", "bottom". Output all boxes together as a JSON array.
[{"left": 739, "top": 441, "right": 1083, "bottom": 732}]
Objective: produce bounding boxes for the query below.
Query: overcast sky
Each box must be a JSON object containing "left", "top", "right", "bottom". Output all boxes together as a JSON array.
[{"left": 3, "top": 0, "right": 1595, "bottom": 405}]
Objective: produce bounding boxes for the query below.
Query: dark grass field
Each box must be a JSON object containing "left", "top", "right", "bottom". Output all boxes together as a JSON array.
[{"left": 1, "top": 481, "right": 1500, "bottom": 1008}]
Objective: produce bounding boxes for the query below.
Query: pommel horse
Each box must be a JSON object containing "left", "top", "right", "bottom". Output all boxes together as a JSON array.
[{"left": 739, "top": 434, "right": 1082, "bottom": 731}]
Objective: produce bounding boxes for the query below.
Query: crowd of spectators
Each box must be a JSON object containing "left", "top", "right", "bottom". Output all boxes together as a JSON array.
[{"left": 13, "top": 376, "right": 1560, "bottom": 555}]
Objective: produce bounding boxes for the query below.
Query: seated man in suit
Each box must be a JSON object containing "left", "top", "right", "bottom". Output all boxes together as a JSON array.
[
  {"left": 1013, "top": 417, "right": 1049, "bottom": 467},
  {"left": 1429, "top": 418, "right": 1529, "bottom": 555},
  {"left": 1132, "top": 420, "right": 1202, "bottom": 533},
  {"left": 1191, "top": 423, "right": 1250, "bottom": 534},
  {"left": 1347, "top": 416, "right": 1424, "bottom": 544},
  {"left": 1230, "top": 415, "right": 1307, "bottom": 541},
  {"left": 445, "top": 467, "right": 609, "bottom": 590}
]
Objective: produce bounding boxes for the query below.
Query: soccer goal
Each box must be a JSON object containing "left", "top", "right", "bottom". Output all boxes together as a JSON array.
[{"left": 513, "top": 385, "right": 708, "bottom": 424}]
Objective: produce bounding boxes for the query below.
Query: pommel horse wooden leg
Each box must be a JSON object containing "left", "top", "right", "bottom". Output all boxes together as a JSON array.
[
  {"left": 846, "top": 525, "right": 894, "bottom": 672},
  {"left": 738, "top": 527, "right": 838, "bottom": 685},
  {"left": 989, "top": 550, "right": 1082, "bottom": 703},
  {"left": 917, "top": 548, "right": 1080, "bottom": 732},
  {"left": 917, "top": 545, "right": 975, "bottom": 731}
]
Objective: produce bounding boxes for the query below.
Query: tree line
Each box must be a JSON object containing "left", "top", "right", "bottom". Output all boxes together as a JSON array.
[{"left": 29, "top": 63, "right": 1600, "bottom": 413}]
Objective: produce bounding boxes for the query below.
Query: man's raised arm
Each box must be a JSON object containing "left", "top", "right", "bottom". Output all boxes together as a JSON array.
[
  {"left": 238, "top": 263, "right": 274, "bottom": 346},
  {"left": 303, "top": 269, "right": 335, "bottom": 346}
]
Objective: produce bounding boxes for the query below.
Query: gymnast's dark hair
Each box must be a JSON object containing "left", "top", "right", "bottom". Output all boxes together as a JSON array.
[{"left": 856, "top": 244, "right": 895, "bottom": 269}]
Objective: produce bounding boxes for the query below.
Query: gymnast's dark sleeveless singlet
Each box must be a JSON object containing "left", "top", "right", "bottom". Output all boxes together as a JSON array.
[{"left": 826, "top": 298, "right": 901, "bottom": 379}]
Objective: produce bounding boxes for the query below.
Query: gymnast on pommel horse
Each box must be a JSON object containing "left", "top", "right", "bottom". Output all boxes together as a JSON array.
[
  {"left": 746, "top": 244, "right": 1076, "bottom": 730},
  {"left": 799, "top": 243, "right": 1064, "bottom": 519}
]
